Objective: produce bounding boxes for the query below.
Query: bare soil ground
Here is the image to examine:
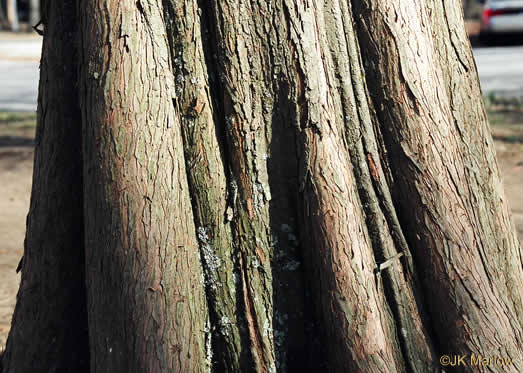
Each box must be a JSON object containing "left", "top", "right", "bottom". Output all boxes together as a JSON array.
[
  {"left": 0, "top": 112, "right": 35, "bottom": 348},
  {"left": 0, "top": 110, "right": 522, "bottom": 349}
]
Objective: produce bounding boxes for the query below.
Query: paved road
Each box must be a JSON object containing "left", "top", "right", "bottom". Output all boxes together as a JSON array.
[
  {"left": 473, "top": 45, "right": 523, "bottom": 98},
  {"left": 1, "top": 36, "right": 523, "bottom": 111},
  {"left": 0, "top": 35, "right": 41, "bottom": 112},
  {"left": 0, "top": 60, "right": 39, "bottom": 111}
]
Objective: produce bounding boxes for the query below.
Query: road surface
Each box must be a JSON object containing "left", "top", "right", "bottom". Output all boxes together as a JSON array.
[
  {"left": 1, "top": 35, "right": 523, "bottom": 111},
  {"left": 0, "top": 34, "right": 41, "bottom": 112},
  {"left": 473, "top": 45, "right": 523, "bottom": 98},
  {"left": 0, "top": 60, "right": 39, "bottom": 111}
]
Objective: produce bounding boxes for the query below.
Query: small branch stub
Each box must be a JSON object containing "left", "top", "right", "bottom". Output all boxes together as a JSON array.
[{"left": 374, "top": 252, "right": 405, "bottom": 275}]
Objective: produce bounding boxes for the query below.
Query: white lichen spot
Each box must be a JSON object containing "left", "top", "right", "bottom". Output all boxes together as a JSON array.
[
  {"left": 219, "top": 316, "right": 232, "bottom": 336},
  {"left": 225, "top": 114, "right": 234, "bottom": 127},
  {"left": 204, "top": 319, "right": 213, "bottom": 371},
  {"left": 275, "top": 311, "right": 288, "bottom": 326},
  {"left": 190, "top": 76, "right": 201, "bottom": 85},
  {"left": 202, "top": 243, "right": 221, "bottom": 272},
  {"left": 253, "top": 182, "right": 269, "bottom": 213},
  {"left": 274, "top": 311, "right": 289, "bottom": 371},
  {"left": 197, "top": 227, "right": 221, "bottom": 291},
  {"left": 93, "top": 72, "right": 99, "bottom": 80},
  {"left": 283, "top": 259, "right": 300, "bottom": 271},
  {"left": 226, "top": 206, "right": 234, "bottom": 222},
  {"left": 198, "top": 227, "right": 210, "bottom": 242},
  {"left": 176, "top": 74, "right": 185, "bottom": 84},
  {"left": 232, "top": 271, "right": 239, "bottom": 284},
  {"left": 262, "top": 319, "right": 273, "bottom": 338},
  {"left": 274, "top": 329, "right": 286, "bottom": 347},
  {"left": 230, "top": 179, "right": 237, "bottom": 190}
]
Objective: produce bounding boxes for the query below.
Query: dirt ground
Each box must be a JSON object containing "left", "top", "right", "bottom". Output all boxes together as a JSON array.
[
  {"left": 0, "top": 112, "right": 35, "bottom": 348},
  {"left": 0, "top": 111, "right": 522, "bottom": 350}
]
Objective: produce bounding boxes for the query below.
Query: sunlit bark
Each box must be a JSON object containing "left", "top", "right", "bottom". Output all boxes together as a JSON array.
[{"left": 4, "top": 0, "right": 522, "bottom": 372}]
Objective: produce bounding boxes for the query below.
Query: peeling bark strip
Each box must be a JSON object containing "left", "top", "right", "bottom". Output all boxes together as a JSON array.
[
  {"left": 4, "top": 0, "right": 523, "bottom": 372},
  {"left": 1, "top": 0, "right": 89, "bottom": 372},
  {"left": 78, "top": 0, "right": 208, "bottom": 371}
]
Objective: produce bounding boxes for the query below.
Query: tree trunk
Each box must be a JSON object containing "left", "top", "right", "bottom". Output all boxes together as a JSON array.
[
  {"left": 1, "top": 0, "right": 88, "bottom": 372},
  {"left": 3, "top": 0, "right": 522, "bottom": 372},
  {"left": 6, "top": 0, "right": 18, "bottom": 32},
  {"left": 78, "top": 1, "right": 210, "bottom": 371},
  {"left": 0, "top": 2, "right": 7, "bottom": 28},
  {"left": 29, "top": 0, "right": 39, "bottom": 28}
]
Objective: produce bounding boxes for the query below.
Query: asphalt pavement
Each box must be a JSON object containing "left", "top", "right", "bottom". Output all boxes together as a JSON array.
[
  {"left": 473, "top": 45, "right": 523, "bottom": 98},
  {"left": 0, "top": 34, "right": 523, "bottom": 111},
  {"left": 0, "top": 34, "right": 41, "bottom": 112}
]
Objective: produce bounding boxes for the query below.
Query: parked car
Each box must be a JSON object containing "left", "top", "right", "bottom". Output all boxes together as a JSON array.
[{"left": 479, "top": 0, "right": 523, "bottom": 44}]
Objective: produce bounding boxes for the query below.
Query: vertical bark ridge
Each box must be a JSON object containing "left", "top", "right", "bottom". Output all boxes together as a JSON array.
[
  {"left": 2, "top": 0, "right": 90, "bottom": 371},
  {"left": 160, "top": 0, "right": 320, "bottom": 371},
  {"left": 161, "top": 0, "right": 245, "bottom": 371},
  {"left": 78, "top": 0, "right": 208, "bottom": 371},
  {"left": 265, "top": 33, "right": 320, "bottom": 373},
  {"left": 352, "top": 0, "right": 523, "bottom": 369},
  {"left": 204, "top": 1, "right": 277, "bottom": 370},
  {"left": 205, "top": 1, "right": 338, "bottom": 370},
  {"left": 430, "top": 0, "right": 523, "bottom": 332},
  {"left": 202, "top": 1, "right": 301, "bottom": 371},
  {"left": 319, "top": 1, "right": 440, "bottom": 371},
  {"left": 280, "top": 1, "right": 408, "bottom": 371}
]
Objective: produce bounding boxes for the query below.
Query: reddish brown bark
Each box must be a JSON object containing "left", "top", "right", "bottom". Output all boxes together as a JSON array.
[{"left": 3, "top": 0, "right": 522, "bottom": 372}]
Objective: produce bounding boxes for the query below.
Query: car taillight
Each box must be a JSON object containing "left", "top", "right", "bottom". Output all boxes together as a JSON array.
[{"left": 483, "top": 9, "right": 508, "bottom": 24}]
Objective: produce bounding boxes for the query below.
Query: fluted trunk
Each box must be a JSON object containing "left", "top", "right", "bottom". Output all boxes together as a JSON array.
[{"left": 3, "top": 0, "right": 522, "bottom": 372}]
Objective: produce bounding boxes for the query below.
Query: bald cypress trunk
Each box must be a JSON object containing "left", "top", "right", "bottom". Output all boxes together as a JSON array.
[
  {"left": 3, "top": 0, "right": 522, "bottom": 372},
  {"left": 1, "top": 0, "right": 88, "bottom": 371}
]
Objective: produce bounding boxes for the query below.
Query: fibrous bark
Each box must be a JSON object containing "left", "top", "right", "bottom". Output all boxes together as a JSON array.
[
  {"left": 3, "top": 0, "right": 522, "bottom": 372},
  {"left": 2, "top": 0, "right": 89, "bottom": 371},
  {"left": 78, "top": 0, "right": 209, "bottom": 371}
]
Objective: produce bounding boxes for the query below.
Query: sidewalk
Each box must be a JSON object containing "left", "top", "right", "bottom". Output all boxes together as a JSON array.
[
  {"left": 0, "top": 32, "right": 41, "bottom": 111},
  {"left": 0, "top": 32, "right": 42, "bottom": 61}
]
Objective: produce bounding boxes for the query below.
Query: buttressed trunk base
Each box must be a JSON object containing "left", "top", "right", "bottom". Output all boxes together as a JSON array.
[{"left": 2, "top": 0, "right": 522, "bottom": 372}]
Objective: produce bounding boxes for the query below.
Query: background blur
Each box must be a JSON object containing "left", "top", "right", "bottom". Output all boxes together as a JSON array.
[{"left": 0, "top": 0, "right": 522, "bottom": 350}]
